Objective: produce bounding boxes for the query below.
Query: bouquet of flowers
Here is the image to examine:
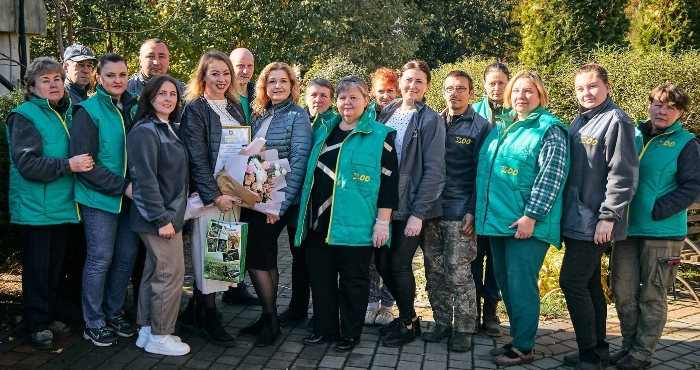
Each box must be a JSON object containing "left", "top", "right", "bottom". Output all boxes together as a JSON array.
[
  {"left": 244, "top": 155, "right": 287, "bottom": 203},
  {"left": 216, "top": 137, "right": 291, "bottom": 215}
]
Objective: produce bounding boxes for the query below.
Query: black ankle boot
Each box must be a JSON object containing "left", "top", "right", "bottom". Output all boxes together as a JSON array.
[
  {"left": 254, "top": 313, "right": 280, "bottom": 347},
  {"left": 179, "top": 298, "right": 202, "bottom": 334},
  {"left": 201, "top": 307, "right": 234, "bottom": 347},
  {"left": 239, "top": 315, "right": 264, "bottom": 335}
]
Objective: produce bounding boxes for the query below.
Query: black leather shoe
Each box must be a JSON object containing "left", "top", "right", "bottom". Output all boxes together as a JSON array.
[
  {"left": 378, "top": 318, "right": 401, "bottom": 335},
  {"left": 221, "top": 283, "right": 262, "bottom": 305},
  {"left": 239, "top": 315, "right": 264, "bottom": 335},
  {"left": 609, "top": 348, "right": 630, "bottom": 366},
  {"left": 381, "top": 318, "right": 415, "bottom": 347},
  {"left": 278, "top": 308, "right": 306, "bottom": 326},
  {"left": 303, "top": 333, "right": 333, "bottom": 345},
  {"left": 335, "top": 337, "right": 359, "bottom": 352},
  {"left": 615, "top": 354, "right": 651, "bottom": 369}
]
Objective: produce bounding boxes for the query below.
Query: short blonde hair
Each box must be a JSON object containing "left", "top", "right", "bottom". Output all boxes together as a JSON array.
[
  {"left": 185, "top": 50, "right": 240, "bottom": 103},
  {"left": 253, "top": 62, "right": 300, "bottom": 115},
  {"left": 503, "top": 70, "right": 549, "bottom": 109}
]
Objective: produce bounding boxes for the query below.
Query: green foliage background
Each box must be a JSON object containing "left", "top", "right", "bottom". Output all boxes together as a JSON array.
[{"left": 425, "top": 48, "right": 700, "bottom": 134}]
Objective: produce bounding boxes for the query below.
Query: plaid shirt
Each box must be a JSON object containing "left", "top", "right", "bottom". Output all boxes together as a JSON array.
[{"left": 525, "top": 126, "right": 568, "bottom": 219}]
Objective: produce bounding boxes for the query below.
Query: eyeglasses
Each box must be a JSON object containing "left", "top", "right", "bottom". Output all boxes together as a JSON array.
[{"left": 444, "top": 86, "right": 469, "bottom": 94}]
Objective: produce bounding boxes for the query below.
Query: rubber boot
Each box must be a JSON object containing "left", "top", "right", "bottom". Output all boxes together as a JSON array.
[
  {"left": 201, "top": 307, "right": 234, "bottom": 347},
  {"left": 254, "top": 313, "right": 280, "bottom": 347},
  {"left": 482, "top": 299, "right": 503, "bottom": 337}
]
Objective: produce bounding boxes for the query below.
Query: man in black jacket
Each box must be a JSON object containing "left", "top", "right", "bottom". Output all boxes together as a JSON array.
[
  {"left": 62, "top": 44, "right": 97, "bottom": 104},
  {"left": 421, "top": 71, "right": 492, "bottom": 352}
]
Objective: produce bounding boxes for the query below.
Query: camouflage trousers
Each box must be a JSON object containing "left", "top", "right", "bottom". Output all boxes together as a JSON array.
[{"left": 422, "top": 219, "right": 478, "bottom": 333}]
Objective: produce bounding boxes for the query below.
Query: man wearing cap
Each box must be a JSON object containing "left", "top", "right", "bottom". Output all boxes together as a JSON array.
[
  {"left": 127, "top": 38, "right": 185, "bottom": 97},
  {"left": 63, "top": 44, "right": 97, "bottom": 104}
]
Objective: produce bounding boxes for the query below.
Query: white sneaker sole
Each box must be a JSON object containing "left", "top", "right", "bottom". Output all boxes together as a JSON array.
[
  {"left": 83, "top": 332, "right": 115, "bottom": 347},
  {"left": 145, "top": 342, "right": 190, "bottom": 356}
]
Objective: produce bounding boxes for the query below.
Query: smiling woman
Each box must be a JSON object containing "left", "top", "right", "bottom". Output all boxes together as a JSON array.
[
  {"left": 70, "top": 53, "right": 142, "bottom": 347},
  {"left": 375, "top": 60, "right": 446, "bottom": 348},
  {"left": 5, "top": 57, "right": 94, "bottom": 350},
  {"left": 475, "top": 70, "right": 569, "bottom": 366}
]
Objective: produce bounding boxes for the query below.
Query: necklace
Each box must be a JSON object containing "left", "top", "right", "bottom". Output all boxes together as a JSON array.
[{"left": 206, "top": 98, "right": 240, "bottom": 125}]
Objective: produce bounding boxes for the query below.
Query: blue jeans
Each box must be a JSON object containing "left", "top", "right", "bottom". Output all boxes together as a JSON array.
[{"left": 80, "top": 201, "right": 140, "bottom": 328}]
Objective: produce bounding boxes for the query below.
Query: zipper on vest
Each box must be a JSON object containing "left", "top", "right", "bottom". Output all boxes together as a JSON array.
[
  {"left": 628, "top": 128, "right": 676, "bottom": 221},
  {"left": 297, "top": 128, "right": 327, "bottom": 246},
  {"left": 46, "top": 99, "right": 71, "bottom": 138},
  {"left": 47, "top": 99, "right": 80, "bottom": 219},
  {"left": 325, "top": 130, "right": 357, "bottom": 244},
  {"left": 109, "top": 99, "right": 128, "bottom": 213}
]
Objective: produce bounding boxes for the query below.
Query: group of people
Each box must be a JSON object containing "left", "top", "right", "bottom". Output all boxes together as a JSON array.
[{"left": 6, "top": 37, "right": 700, "bottom": 370}]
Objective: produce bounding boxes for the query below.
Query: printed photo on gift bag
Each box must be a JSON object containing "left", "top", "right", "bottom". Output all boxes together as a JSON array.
[{"left": 203, "top": 217, "right": 248, "bottom": 283}]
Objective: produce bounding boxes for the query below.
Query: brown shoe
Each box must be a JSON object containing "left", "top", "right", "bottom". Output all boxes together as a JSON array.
[
  {"left": 493, "top": 347, "right": 534, "bottom": 366},
  {"left": 615, "top": 354, "right": 651, "bottom": 369}
]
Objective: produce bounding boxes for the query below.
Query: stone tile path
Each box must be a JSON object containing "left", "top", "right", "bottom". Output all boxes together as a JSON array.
[{"left": 2, "top": 231, "right": 700, "bottom": 369}]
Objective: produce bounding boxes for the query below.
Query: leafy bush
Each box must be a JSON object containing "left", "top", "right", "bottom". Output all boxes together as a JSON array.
[
  {"left": 426, "top": 48, "right": 700, "bottom": 134},
  {"left": 0, "top": 89, "right": 24, "bottom": 269},
  {"left": 302, "top": 55, "right": 370, "bottom": 88}
]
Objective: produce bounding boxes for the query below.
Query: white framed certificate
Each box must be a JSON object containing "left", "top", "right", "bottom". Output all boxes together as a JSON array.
[{"left": 214, "top": 126, "right": 251, "bottom": 174}]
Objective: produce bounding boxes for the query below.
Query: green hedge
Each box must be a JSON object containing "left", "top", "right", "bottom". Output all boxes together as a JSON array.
[
  {"left": 0, "top": 89, "right": 23, "bottom": 269},
  {"left": 425, "top": 48, "right": 700, "bottom": 134}
]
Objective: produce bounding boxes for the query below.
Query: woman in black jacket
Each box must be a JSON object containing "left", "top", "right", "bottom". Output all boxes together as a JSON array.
[
  {"left": 127, "top": 75, "right": 191, "bottom": 356},
  {"left": 179, "top": 50, "right": 245, "bottom": 347}
]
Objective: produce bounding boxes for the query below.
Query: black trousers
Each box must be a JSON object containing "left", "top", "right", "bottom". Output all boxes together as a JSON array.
[
  {"left": 305, "top": 229, "right": 373, "bottom": 340},
  {"left": 376, "top": 219, "right": 422, "bottom": 320},
  {"left": 560, "top": 237, "right": 609, "bottom": 349},
  {"left": 287, "top": 226, "right": 311, "bottom": 312},
  {"left": 17, "top": 224, "right": 70, "bottom": 334},
  {"left": 56, "top": 223, "right": 87, "bottom": 306}
]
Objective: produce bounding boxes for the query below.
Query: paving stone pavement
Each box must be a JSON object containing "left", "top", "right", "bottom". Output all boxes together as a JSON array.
[{"left": 2, "top": 230, "right": 700, "bottom": 369}]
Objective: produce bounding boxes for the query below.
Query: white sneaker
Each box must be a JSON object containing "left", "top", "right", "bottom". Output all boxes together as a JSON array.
[
  {"left": 374, "top": 307, "right": 395, "bottom": 326},
  {"left": 135, "top": 328, "right": 149, "bottom": 348},
  {"left": 144, "top": 334, "right": 190, "bottom": 356},
  {"left": 364, "top": 308, "right": 378, "bottom": 325}
]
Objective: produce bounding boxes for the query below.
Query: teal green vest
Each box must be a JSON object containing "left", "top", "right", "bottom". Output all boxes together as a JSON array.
[
  {"left": 628, "top": 120, "right": 695, "bottom": 237},
  {"left": 475, "top": 107, "right": 570, "bottom": 247},
  {"left": 472, "top": 94, "right": 510, "bottom": 124},
  {"left": 7, "top": 97, "right": 79, "bottom": 225},
  {"left": 295, "top": 110, "right": 394, "bottom": 246},
  {"left": 74, "top": 85, "right": 136, "bottom": 213},
  {"left": 311, "top": 107, "right": 338, "bottom": 132}
]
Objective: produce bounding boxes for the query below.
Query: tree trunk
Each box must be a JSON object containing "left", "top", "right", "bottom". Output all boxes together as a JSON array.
[{"left": 52, "top": 0, "right": 64, "bottom": 58}]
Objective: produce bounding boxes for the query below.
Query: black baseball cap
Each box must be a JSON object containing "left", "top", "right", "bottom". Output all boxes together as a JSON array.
[{"left": 63, "top": 45, "right": 97, "bottom": 63}]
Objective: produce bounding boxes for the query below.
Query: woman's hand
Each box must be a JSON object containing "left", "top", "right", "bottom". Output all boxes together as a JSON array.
[
  {"left": 372, "top": 218, "right": 390, "bottom": 248},
  {"left": 594, "top": 220, "right": 614, "bottom": 244},
  {"left": 404, "top": 215, "right": 423, "bottom": 237},
  {"left": 159, "top": 222, "right": 175, "bottom": 239},
  {"left": 509, "top": 215, "right": 536, "bottom": 239},
  {"left": 124, "top": 183, "right": 133, "bottom": 199},
  {"left": 461, "top": 213, "right": 475, "bottom": 235},
  {"left": 69, "top": 153, "right": 94, "bottom": 173},
  {"left": 215, "top": 195, "right": 242, "bottom": 213},
  {"left": 266, "top": 213, "right": 280, "bottom": 224}
]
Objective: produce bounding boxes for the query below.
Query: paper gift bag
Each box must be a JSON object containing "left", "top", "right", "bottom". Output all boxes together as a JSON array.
[{"left": 202, "top": 214, "right": 247, "bottom": 283}]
